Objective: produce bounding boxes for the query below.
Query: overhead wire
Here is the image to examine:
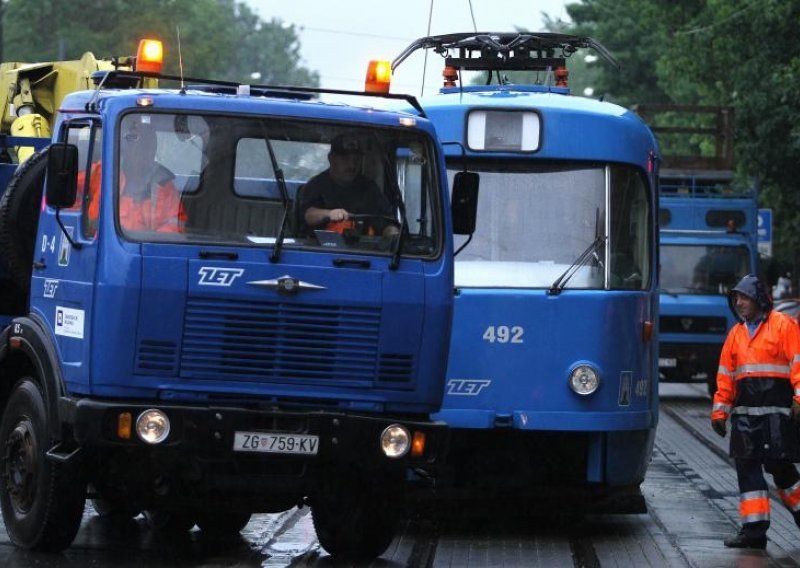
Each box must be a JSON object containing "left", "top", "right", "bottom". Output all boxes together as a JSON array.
[
  {"left": 420, "top": 0, "right": 479, "bottom": 96},
  {"left": 468, "top": 0, "right": 477, "bottom": 31},
  {"left": 421, "top": 0, "right": 435, "bottom": 96}
]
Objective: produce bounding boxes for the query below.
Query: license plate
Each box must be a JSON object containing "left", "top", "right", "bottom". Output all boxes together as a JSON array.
[
  {"left": 659, "top": 357, "right": 677, "bottom": 368},
  {"left": 233, "top": 431, "right": 319, "bottom": 455}
]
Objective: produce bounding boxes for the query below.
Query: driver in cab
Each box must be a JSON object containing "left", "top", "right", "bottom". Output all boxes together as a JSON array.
[{"left": 300, "top": 134, "right": 399, "bottom": 237}]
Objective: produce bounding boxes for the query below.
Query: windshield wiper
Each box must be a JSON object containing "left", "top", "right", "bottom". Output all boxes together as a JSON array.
[
  {"left": 388, "top": 194, "right": 408, "bottom": 270},
  {"left": 261, "top": 129, "right": 290, "bottom": 263},
  {"left": 548, "top": 236, "right": 606, "bottom": 295}
]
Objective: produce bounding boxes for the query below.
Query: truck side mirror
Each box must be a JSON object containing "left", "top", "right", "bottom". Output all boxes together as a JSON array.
[
  {"left": 46, "top": 143, "right": 79, "bottom": 208},
  {"left": 451, "top": 171, "right": 479, "bottom": 235}
]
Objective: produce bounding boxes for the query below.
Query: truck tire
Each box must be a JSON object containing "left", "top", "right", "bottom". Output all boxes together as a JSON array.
[
  {"left": 0, "top": 378, "right": 86, "bottom": 551},
  {"left": 0, "top": 147, "right": 49, "bottom": 292},
  {"left": 311, "top": 467, "right": 401, "bottom": 562}
]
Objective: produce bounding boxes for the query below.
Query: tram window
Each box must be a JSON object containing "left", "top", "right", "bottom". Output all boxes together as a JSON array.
[
  {"left": 609, "top": 167, "right": 651, "bottom": 290},
  {"left": 449, "top": 164, "right": 608, "bottom": 289}
]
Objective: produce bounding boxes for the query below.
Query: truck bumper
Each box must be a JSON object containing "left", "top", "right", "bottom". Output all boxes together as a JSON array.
[
  {"left": 57, "top": 398, "right": 446, "bottom": 512},
  {"left": 60, "top": 396, "right": 447, "bottom": 469}
]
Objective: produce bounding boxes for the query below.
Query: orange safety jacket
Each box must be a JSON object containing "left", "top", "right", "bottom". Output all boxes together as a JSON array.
[
  {"left": 711, "top": 309, "right": 800, "bottom": 460},
  {"left": 118, "top": 174, "right": 186, "bottom": 233},
  {"left": 77, "top": 163, "right": 186, "bottom": 234}
]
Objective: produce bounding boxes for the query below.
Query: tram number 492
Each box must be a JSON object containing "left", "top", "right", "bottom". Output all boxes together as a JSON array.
[{"left": 482, "top": 325, "right": 524, "bottom": 344}]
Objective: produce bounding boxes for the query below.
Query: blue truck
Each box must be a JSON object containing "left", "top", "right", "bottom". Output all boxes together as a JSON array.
[
  {"left": 0, "top": 41, "right": 476, "bottom": 561},
  {"left": 634, "top": 105, "right": 758, "bottom": 396}
]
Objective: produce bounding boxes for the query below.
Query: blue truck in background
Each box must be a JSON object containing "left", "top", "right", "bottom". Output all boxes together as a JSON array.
[
  {"left": 0, "top": 40, "right": 477, "bottom": 561},
  {"left": 634, "top": 105, "right": 758, "bottom": 396}
]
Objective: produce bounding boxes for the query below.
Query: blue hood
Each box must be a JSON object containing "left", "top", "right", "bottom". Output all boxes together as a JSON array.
[{"left": 728, "top": 274, "right": 772, "bottom": 321}]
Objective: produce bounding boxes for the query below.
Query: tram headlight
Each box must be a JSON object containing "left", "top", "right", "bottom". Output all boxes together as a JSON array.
[
  {"left": 135, "top": 409, "right": 171, "bottom": 444},
  {"left": 380, "top": 424, "right": 411, "bottom": 458},
  {"left": 569, "top": 365, "right": 600, "bottom": 396}
]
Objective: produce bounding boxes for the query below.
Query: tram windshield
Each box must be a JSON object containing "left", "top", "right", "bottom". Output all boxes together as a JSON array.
[
  {"left": 660, "top": 244, "right": 750, "bottom": 295},
  {"left": 450, "top": 162, "right": 652, "bottom": 290}
]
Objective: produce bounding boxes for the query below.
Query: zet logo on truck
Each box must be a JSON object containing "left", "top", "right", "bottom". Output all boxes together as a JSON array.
[{"left": 197, "top": 267, "right": 244, "bottom": 286}]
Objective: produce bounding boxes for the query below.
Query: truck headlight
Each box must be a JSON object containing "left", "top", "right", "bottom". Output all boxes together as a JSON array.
[
  {"left": 569, "top": 365, "right": 600, "bottom": 396},
  {"left": 380, "top": 424, "right": 410, "bottom": 458},
  {"left": 136, "top": 409, "right": 170, "bottom": 444}
]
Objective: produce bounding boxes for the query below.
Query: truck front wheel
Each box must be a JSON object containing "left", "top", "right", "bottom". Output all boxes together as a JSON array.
[
  {"left": 311, "top": 466, "right": 402, "bottom": 562},
  {"left": 0, "top": 378, "right": 86, "bottom": 551}
]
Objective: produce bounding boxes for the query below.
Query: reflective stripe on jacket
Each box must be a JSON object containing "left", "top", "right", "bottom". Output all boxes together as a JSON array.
[{"left": 711, "top": 310, "right": 800, "bottom": 460}]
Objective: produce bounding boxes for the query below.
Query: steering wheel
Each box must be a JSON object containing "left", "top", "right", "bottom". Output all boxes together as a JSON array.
[
  {"left": 350, "top": 214, "right": 401, "bottom": 236},
  {"left": 348, "top": 213, "right": 399, "bottom": 225},
  {"left": 323, "top": 214, "right": 399, "bottom": 236}
]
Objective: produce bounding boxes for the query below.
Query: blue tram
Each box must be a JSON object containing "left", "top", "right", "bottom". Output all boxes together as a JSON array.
[{"left": 389, "top": 33, "right": 660, "bottom": 510}]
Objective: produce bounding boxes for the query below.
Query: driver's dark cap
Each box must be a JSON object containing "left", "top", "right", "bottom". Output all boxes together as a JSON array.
[{"left": 330, "top": 134, "right": 362, "bottom": 155}]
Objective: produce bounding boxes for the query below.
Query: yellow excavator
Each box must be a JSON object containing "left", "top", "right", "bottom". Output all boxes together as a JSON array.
[{"left": 1, "top": 40, "right": 161, "bottom": 163}]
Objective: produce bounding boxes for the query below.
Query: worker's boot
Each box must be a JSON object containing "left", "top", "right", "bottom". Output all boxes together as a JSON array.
[{"left": 723, "top": 529, "right": 767, "bottom": 550}]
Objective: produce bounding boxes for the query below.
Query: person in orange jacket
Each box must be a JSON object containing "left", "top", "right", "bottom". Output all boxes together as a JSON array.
[
  {"left": 82, "top": 117, "right": 186, "bottom": 235},
  {"left": 711, "top": 274, "right": 800, "bottom": 549},
  {"left": 116, "top": 117, "right": 186, "bottom": 233}
]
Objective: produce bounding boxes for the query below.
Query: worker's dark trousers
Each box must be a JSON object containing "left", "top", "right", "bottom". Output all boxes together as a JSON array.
[{"left": 736, "top": 458, "right": 800, "bottom": 538}]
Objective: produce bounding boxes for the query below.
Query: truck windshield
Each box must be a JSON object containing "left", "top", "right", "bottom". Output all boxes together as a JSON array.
[
  {"left": 450, "top": 162, "right": 651, "bottom": 290},
  {"left": 113, "top": 112, "right": 441, "bottom": 257},
  {"left": 661, "top": 244, "right": 751, "bottom": 295}
]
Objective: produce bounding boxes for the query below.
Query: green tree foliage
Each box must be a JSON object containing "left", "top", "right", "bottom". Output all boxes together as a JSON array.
[
  {"left": 1, "top": 0, "right": 319, "bottom": 86},
  {"left": 566, "top": 0, "right": 800, "bottom": 278}
]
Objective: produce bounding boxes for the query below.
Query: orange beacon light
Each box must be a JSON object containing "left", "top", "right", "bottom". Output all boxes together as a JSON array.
[
  {"left": 136, "top": 39, "right": 164, "bottom": 74},
  {"left": 365, "top": 60, "right": 392, "bottom": 93}
]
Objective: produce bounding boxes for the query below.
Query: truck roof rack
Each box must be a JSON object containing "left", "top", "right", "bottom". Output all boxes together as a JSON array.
[
  {"left": 391, "top": 32, "right": 618, "bottom": 74},
  {"left": 89, "top": 70, "right": 428, "bottom": 117}
]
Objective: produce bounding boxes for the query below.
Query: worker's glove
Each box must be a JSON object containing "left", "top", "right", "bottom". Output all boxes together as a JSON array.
[
  {"left": 711, "top": 418, "right": 727, "bottom": 438},
  {"left": 792, "top": 401, "right": 800, "bottom": 423}
]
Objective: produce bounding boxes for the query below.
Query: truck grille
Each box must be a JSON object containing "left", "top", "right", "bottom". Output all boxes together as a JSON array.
[
  {"left": 180, "top": 297, "right": 381, "bottom": 384},
  {"left": 136, "top": 340, "right": 179, "bottom": 374},
  {"left": 659, "top": 316, "right": 728, "bottom": 334}
]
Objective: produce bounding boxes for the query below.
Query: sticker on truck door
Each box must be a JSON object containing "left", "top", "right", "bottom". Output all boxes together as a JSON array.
[
  {"left": 55, "top": 306, "right": 85, "bottom": 339},
  {"left": 57, "top": 226, "right": 75, "bottom": 267}
]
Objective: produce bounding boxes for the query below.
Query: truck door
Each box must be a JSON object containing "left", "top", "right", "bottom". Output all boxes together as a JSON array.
[{"left": 32, "top": 121, "right": 101, "bottom": 387}]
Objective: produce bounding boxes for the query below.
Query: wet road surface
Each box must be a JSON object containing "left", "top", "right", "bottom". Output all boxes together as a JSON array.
[{"left": 1, "top": 383, "right": 799, "bottom": 567}]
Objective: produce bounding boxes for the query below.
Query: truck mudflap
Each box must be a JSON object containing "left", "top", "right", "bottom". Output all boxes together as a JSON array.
[{"left": 61, "top": 397, "right": 446, "bottom": 467}]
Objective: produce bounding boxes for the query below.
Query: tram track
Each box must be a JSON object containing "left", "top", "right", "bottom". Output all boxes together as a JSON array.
[
  {"left": 660, "top": 393, "right": 732, "bottom": 464},
  {"left": 398, "top": 502, "right": 603, "bottom": 568}
]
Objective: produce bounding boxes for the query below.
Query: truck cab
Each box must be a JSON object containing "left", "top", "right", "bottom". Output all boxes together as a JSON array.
[
  {"left": 659, "top": 175, "right": 758, "bottom": 394},
  {"left": 0, "top": 50, "right": 476, "bottom": 562}
]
